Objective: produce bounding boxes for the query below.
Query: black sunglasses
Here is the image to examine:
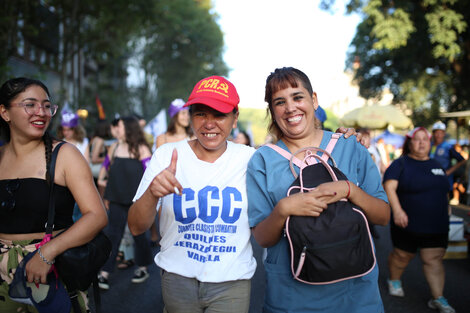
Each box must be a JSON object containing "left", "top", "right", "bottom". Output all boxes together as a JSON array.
[{"left": 1, "top": 179, "right": 20, "bottom": 211}]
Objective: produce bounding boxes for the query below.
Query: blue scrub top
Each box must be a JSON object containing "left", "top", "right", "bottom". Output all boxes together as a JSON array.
[{"left": 247, "top": 131, "right": 387, "bottom": 313}]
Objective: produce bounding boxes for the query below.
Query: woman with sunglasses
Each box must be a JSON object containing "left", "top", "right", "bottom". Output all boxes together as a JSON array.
[{"left": 0, "top": 77, "right": 107, "bottom": 312}]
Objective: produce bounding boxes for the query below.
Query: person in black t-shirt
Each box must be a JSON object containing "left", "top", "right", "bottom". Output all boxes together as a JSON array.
[{"left": 383, "top": 126, "right": 455, "bottom": 313}]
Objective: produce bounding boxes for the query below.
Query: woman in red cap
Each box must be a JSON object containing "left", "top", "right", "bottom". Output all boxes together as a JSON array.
[{"left": 129, "top": 76, "right": 256, "bottom": 312}]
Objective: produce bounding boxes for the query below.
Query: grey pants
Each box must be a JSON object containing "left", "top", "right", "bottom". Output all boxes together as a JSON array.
[{"left": 161, "top": 270, "right": 251, "bottom": 313}]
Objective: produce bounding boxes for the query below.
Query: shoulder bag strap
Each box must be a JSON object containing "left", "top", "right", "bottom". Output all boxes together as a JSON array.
[{"left": 46, "top": 141, "right": 66, "bottom": 235}]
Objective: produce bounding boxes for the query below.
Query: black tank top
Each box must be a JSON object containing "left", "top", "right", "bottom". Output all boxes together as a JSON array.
[
  {"left": 104, "top": 157, "right": 144, "bottom": 205},
  {"left": 0, "top": 178, "right": 75, "bottom": 234}
]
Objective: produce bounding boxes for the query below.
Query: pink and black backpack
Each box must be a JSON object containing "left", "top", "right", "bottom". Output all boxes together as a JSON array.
[{"left": 267, "top": 133, "right": 376, "bottom": 285}]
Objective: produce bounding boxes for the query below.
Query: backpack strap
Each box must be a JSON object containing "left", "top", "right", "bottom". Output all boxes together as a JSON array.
[
  {"left": 267, "top": 133, "right": 341, "bottom": 166},
  {"left": 266, "top": 143, "right": 337, "bottom": 179},
  {"left": 265, "top": 144, "right": 305, "bottom": 169},
  {"left": 321, "top": 133, "right": 342, "bottom": 162}
]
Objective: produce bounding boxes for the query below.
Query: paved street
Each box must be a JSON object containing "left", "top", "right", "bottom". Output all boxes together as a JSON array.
[{"left": 91, "top": 207, "right": 470, "bottom": 312}]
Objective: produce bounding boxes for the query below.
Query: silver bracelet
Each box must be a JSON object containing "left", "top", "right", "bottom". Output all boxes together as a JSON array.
[{"left": 37, "top": 246, "right": 55, "bottom": 265}]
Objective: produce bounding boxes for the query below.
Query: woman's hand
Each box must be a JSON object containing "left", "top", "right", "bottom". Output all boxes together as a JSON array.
[
  {"left": 148, "top": 149, "right": 182, "bottom": 198},
  {"left": 393, "top": 209, "right": 408, "bottom": 228},
  {"left": 279, "top": 186, "right": 337, "bottom": 217},
  {"left": 252, "top": 183, "right": 337, "bottom": 248},
  {"left": 335, "top": 127, "right": 369, "bottom": 148},
  {"left": 129, "top": 148, "right": 181, "bottom": 236},
  {"left": 25, "top": 251, "right": 52, "bottom": 285}
]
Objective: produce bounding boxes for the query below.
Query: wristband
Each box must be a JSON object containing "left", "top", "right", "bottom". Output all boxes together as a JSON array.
[
  {"left": 37, "top": 246, "right": 55, "bottom": 265},
  {"left": 345, "top": 180, "right": 351, "bottom": 199}
]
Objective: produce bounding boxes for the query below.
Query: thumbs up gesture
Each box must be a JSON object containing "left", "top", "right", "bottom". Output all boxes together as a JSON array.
[{"left": 148, "top": 149, "right": 183, "bottom": 198}]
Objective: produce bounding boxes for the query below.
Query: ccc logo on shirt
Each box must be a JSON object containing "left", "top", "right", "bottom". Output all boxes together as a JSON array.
[{"left": 173, "top": 186, "right": 242, "bottom": 224}]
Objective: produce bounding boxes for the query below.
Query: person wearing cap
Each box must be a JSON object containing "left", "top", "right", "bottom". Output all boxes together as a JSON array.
[
  {"left": 383, "top": 127, "right": 456, "bottom": 313},
  {"left": 57, "top": 110, "right": 90, "bottom": 162},
  {"left": 155, "top": 98, "right": 192, "bottom": 149},
  {"left": 246, "top": 67, "right": 389, "bottom": 313},
  {"left": 0, "top": 78, "right": 107, "bottom": 312},
  {"left": 430, "top": 121, "right": 466, "bottom": 204},
  {"left": 233, "top": 130, "right": 252, "bottom": 146}
]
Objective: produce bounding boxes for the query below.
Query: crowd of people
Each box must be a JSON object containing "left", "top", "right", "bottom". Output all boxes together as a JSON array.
[{"left": 0, "top": 69, "right": 465, "bottom": 313}]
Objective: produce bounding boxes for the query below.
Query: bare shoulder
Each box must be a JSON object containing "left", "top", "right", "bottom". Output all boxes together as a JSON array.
[
  {"left": 139, "top": 143, "right": 152, "bottom": 159},
  {"left": 53, "top": 141, "right": 80, "bottom": 155},
  {"left": 54, "top": 142, "right": 89, "bottom": 169},
  {"left": 156, "top": 133, "right": 166, "bottom": 148}
]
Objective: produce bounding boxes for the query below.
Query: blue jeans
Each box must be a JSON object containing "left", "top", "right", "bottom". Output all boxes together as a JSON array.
[
  {"left": 161, "top": 270, "right": 251, "bottom": 313},
  {"left": 102, "top": 201, "right": 152, "bottom": 272}
]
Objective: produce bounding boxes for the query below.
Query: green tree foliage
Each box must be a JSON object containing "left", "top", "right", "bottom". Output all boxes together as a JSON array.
[
  {"left": 322, "top": 0, "right": 469, "bottom": 126},
  {"left": 0, "top": 0, "right": 227, "bottom": 122},
  {"left": 134, "top": 0, "right": 228, "bottom": 117}
]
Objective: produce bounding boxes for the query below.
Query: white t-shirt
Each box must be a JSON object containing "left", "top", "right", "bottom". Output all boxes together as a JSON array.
[{"left": 133, "top": 140, "right": 257, "bottom": 282}]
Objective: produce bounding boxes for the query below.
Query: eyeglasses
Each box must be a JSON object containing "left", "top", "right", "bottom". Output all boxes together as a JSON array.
[
  {"left": 1, "top": 179, "right": 20, "bottom": 212},
  {"left": 11, "top": 101, "right": 58, "bottom": 116}
]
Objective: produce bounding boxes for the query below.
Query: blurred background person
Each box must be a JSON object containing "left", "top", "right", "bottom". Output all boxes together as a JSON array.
[
  {"left": 97, "top": 116, "right": 153, "bottom": 289},
  {"left": 89, "top": 119, "right": 111, "bottom": 187},
  {"left": 134, "top": 113, "right": 155, "bottom": 148},
  {"left": 234, "top": 130, "right": 252, "bottom": 146},
  {"left": 57, "top": 110, "right": 89, "bottom": 162},
  {"left": 358, "top": 128, "right": 386, "bottom": 178},
  {"left": 155, "top": 98, "right": 192, "bottom": 147},
  {"left": 449, "top": 143, "right": 468, "bottom": 205},
  {"left": 376, "top": 137, "right": 391, "bottom": 168},
  {"left": 430, "top": 121, "right": 466, "bottom": 205},
  {"left": 383, "top": 127, "right": 455, "bottom": 313}
]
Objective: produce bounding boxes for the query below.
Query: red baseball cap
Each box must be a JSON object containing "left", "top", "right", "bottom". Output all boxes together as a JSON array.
[{"left": 184, "top": 76, "right": 239, "bottom": 113}]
